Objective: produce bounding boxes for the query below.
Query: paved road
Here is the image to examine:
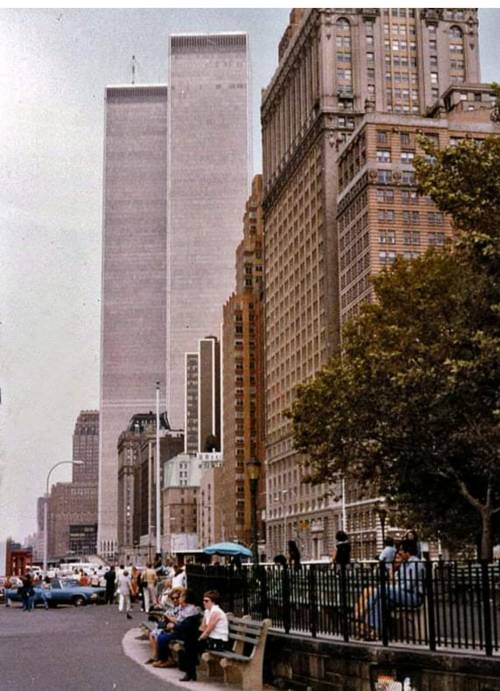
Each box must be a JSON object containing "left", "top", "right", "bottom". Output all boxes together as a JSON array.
[{"left": 0, "top": 602, "right": 173, "bottom": 690}]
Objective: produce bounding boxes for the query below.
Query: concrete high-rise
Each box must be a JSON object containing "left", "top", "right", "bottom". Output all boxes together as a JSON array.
[
  {"left": 167, "top": 33, "right": 251, "bottom": 428},
  {"left": 261, "top": 8, "right": 483, "bottom": 559},
  {"left": 99, "top": 85, "right": 168, "bottom": 558}
]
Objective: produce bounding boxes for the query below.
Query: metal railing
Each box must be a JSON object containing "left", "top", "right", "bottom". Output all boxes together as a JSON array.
[{"left": 186, "top": 561, "right": 500, "bottom": 656}]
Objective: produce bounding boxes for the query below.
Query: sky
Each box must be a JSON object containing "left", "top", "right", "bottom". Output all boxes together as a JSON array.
[{"left": 0, "top": 7, "right": 499, "bottom": 545}]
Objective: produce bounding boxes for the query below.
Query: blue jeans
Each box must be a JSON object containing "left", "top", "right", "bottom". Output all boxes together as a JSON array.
[
  {"left": 366, "top": 585, "right": 422, "bottom": 632},
  {"left": 23, "top": 595, "right": 35, "bottom": 611}
]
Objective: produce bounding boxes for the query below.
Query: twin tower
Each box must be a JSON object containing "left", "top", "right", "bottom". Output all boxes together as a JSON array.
[{"left": 98, "top": 34, "right": 251, "bottom": 557}]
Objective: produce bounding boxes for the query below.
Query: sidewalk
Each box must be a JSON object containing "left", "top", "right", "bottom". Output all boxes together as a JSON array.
[{"left": 122, "top": 628, "right": 232, "bottom": 691}]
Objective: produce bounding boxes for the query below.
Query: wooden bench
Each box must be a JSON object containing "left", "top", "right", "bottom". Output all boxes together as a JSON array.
[{"left": 201, "top": 614, "right": 271, "bottom": 691}]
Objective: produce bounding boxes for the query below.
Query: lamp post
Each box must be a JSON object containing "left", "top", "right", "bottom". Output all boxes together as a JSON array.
[
  {"left": 155, "top": 381, "right": 161, "bottom": 557},
  {"left": 43, "top": 460, "right": 84, "bottom": 573},
  {"left": 247, "top": 458, "right": 261, "bottom": 565},
  {"left": 375, "top": 504, "right": 388, "bottom": 545}
]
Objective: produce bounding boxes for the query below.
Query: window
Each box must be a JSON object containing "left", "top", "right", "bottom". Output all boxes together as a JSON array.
[
  {"left": 403, "top": 230, "right": 420, "bottom": 245},
  {"left": 428, "top": 211, "right": 444, "bottom": 225},
  {"left": 401, "top": 170, "right": 416, "bottom": 185},
  {"left": 367, "top": 52, "right": 374, "bottom": 63},
  {"left": 431, "top": 72, "right": 439, "bottom": 85},
  {"left": 402, "top": 210, "right": 419, "bottom": 225},
  {"left": 378, "top": 209, "right": 395, "bottom": 223},
  {"left": 401, "top": 190, "right": 418, "bottom": 204},
  {"left": 449, "top": 26, "right": 463, "bottom": 39},
  {"left": 379, "top": 250, "right": 397, "bottom": 265},
  {"left": 376, "top": 188, "right": 394, "bottom": 202},
  {"left": 428, "top": 232, "right": 446, "bottom": 246},
  {"left": 377, "top": 149, "right": 391, "bottom": 163},
  {"left": 430, "top": 55, "right": 438, "bottom": 67},
  {"left": 379, "top": 230, "right": 396, "bottom": 244},
  {"left": 401, "top": 150, "right": 415, "bottom": 164},
  {"left": 337, "top": 17, "right": 350, "bottom": 30},
  {"left": 400, "top": 132, "right": 411, "bottom": 146},
  {"left": 377, "top": 170, "right": 393, "bottom": 184},
  {"left": 377, "top": 130, "right": 388, "bottom": 144},
  {"left": 429, "top": 39, "right": 437, "bottom": 51},
  {"left": 403, "top": 250, "right": 420, "bottom": 259}
]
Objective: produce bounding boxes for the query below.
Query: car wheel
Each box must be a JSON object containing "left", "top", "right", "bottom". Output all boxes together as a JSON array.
[{"left": 72, "top": 596, "right": 86, "bottom": 607}]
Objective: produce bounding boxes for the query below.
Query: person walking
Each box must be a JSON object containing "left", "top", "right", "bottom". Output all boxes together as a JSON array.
[
  {"left": 142, "top": 563, "right": 158, "bottom": 613},
  {"left": 117, "top": 569, "right": 133, "bottom": 620},
  {"left": 104, "top": 565, "right": 116, "bottom": 605},
  {"left": 332, "top": 530, "right": 351, "bottom": 566},
  {"left": 379, "top": 537, "right": 397, "bottom": 573},
  {"left": 21, "top": 573, "right": 35, "bottom": 612}
]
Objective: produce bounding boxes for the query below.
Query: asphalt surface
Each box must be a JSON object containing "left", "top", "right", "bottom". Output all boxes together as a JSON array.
[{"left": 0, "top": 601, "right": 174, "bottom": 690}]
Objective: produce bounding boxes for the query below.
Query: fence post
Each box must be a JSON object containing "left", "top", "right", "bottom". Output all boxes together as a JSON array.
[
  {"left": 424, "top": 559, "right": 437, "bottom": 652},
  {"left": 308, "top": 564, "right": 318, "bottom": 638},
  {"left": 259, "top": 565, "right": 269, "bottom": 619},
  {"left": 379, "top": 560, "right": 389, "bottom": 647},
  {"left": 480, "top": 560, "right": 493, "bottom": 656},
  {"left": 242, "top": 566, "right": 249, "bottom": 614},
  {"left": 339, "top": 564, "right": 349, "bottom": 642},
  {"left": 282, "top": 565, "right": 291, "bottom": 634}
]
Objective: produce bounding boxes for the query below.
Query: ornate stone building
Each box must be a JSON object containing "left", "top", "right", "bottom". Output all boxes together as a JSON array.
[{"left": 261, "top": 8, "right": 485, "bottom": 559}]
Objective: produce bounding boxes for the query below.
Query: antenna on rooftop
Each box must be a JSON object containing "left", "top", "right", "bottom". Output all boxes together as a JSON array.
[{"left": 131, "top": 55, "right": 136, "bottom": 85}]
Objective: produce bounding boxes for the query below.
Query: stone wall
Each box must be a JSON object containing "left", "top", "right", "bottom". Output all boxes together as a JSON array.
[{"left": 264, "top": 632, "right": 500, "bottom": 691}]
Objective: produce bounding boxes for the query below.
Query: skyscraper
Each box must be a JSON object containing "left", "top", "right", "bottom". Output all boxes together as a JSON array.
[
  {"left": 167, "top": 33, "right": 251, "bottom": 428},
  {"left": 261, "top": 8, "right": 483, "bottom": 558},
  {"left": 99, "top": 85, "right": 168, "bottom": 558},
  {"left": 184, "top": 336, "right": 221, "bottom": 454},
  {"left": 99, "top": 33, "right": 250, "bottom": 557}
]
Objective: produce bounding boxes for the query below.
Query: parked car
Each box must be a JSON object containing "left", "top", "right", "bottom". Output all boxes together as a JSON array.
[{"left": 5, "top": 578, "right": 106, "bottom": 607}]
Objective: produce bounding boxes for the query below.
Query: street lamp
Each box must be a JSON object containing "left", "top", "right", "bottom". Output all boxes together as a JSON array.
[
  {"left": 247, "top": 457, "right": 261, "bottom": 565},
  {"left": 43, "top": 460, "right": 84, "bottom": 573},
  {"left": 375, "top": 504, "right": 388, "bottom": 544}
]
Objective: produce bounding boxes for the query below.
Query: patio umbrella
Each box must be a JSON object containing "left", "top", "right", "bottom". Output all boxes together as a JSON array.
[{"left": 203, "top": 542, "right": 253, "bottom": 558}]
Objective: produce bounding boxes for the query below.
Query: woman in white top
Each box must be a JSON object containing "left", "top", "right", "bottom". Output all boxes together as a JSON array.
[{"left": 199, "top": 590, "right": 229, "bottom": 651}]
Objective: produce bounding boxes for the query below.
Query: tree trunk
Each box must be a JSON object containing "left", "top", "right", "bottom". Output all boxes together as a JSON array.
[{"left": 480, "top": 509, "right": 493, "bottom": 561}]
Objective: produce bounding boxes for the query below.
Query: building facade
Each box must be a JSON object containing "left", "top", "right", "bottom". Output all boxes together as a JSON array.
[
  {"left": 184, "top": 336, "right": 221, "bottom": 454},
  {"left": 220, "top": 175, "right": 266, "bottom": 548},
  {"left": 261, "top": 8, "right": 483, "bottom": 559},
  {"left": 167, "top": 33, "right": 251, "bottom": 428},
  {"left": 116, "top": 412, "right": 184, "bottom": 563},
  {"left": 99, "top": 85, "right": 169, "bottom": 558}
]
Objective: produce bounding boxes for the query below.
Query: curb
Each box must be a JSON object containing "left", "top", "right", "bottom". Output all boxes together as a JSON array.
[{"left": 121, "top": 628, "right": 228, "bottom": 690}]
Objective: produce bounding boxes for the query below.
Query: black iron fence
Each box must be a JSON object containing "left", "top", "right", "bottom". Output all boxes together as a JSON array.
[{"left": 186, "top": 561, "right": 500, "bottom": 656}]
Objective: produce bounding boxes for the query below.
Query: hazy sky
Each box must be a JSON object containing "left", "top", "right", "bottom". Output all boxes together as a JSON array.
[{"left": 1, "top": 7, "right": 499, "bottom": 544}]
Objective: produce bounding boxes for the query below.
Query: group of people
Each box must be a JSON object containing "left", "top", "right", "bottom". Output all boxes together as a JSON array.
[
  {"left": 6, "top": 572, "right": 52, "bottom": 611},
  {"left": 103, "top": 560, "right": 187, "bottom": 619},
  {"left": 143, "top": 588, "right": 228, "bottom": 682}
]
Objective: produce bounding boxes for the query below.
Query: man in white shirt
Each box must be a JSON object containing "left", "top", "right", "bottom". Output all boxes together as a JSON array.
[{"left": 117, "top": 569, "right": 133, "bottom": 620}]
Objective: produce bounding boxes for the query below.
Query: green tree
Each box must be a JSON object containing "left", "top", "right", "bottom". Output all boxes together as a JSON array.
[{"left": 289, "top": 134, "right": 500, "bottom": 559}]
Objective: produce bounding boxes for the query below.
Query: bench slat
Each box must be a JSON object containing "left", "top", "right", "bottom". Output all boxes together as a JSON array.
[
  {"left": 228, "top": 620, "right": 262, "bottom": 630},
  {"left": 229, "top": 633, "right": 260, "bottom": 644},
  {"left": 209, "top": 651, "right": 251, "bottom": 662}
]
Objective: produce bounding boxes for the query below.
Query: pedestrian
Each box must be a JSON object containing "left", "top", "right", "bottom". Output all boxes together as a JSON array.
[
  {"left": 79, "top": 569, "right": 90, "bottom": 586},
  {"left": 332, "top": 530, "right": 351, "bottom": 566},
  {"left": 35, "top": 575, "right": 50, "bottom": 609},
  {"left": 130, "top": 566, "right": 140, "bottom": 603},
  {"left": 172, "top": 564, "right": 187, "bottom": 590},
  {"left": 21, "top": 572, "right": 35, "bottom": 612},
  {"left": 117, "top": 569, "right": 133, "bottom": 620},
  {"left": 288, "top": 540, "right": 301, "bottom": 570},
  {"left": 104, "top": 565, "right": 116, "bottom": 605},
  {"left": 141, "top": 562, "right": 158, "bottom": 613},
  {"left": 90, "top": 569, "right": 100, "bottom": 587}
]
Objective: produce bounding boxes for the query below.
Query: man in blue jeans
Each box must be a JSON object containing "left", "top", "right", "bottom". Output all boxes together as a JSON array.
[{"left": 365, "top": 539, "right": 425, "bottom": 634}]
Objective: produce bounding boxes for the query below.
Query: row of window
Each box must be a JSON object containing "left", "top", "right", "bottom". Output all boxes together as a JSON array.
[
  {"left": 378, "top": 209, "right": 444, "bottom": 225},
  {"left": 376, "top": 149, "right": 416, "bottom": 163}
]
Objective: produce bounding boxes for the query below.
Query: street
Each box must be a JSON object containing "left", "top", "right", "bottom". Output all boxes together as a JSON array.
[{"left": 0, "top": 602, "right": 171, "bottom": 690}]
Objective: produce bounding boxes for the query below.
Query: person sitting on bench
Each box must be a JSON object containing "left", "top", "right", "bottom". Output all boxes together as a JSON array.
[{"left": 363, "top": 539, "right": 425, "bottom": 637}]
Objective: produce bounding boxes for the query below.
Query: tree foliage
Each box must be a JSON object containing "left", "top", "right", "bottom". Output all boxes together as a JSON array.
[{"left": 289, "top": 134, "right": 500, "bottom": 558}]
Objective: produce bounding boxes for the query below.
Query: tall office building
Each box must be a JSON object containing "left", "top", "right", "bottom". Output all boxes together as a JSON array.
[
  {"left": 167, "top": 33, "right": 251, "bottom": 428},
  {"left": 262, "top": 8, "right": 483, "bottom": 558},
  {"left": 73, "top": 410, "right": 99, "bottom": 483},
  {"left": 99, "top": 85, "right": 168, "bottom": 558},
  {"left": 220, "top": 175, "right": 265, "bottom": 546},
  {"left": 184, "top": 336, "right": 221, "bottom": 454}
]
